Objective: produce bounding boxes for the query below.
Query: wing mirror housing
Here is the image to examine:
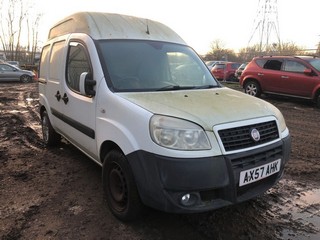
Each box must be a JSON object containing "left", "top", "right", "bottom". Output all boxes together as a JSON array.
[
  {"left": 80, "top": 72, "right": 96, "bottom": 96},
  {"left": 303, "top": 68, "right": 313, "bottom": 76}
]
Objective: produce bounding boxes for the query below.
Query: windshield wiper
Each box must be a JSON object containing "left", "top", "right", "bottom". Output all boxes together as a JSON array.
[
  {"left": 194, "top": 84, "right": 219, "bottom": 89},
  {"left": 157, "top": 84, "right": 220, "bottom": 91},
  {"left": 156, "top": 85, "right": 196, "bottom": 91}
]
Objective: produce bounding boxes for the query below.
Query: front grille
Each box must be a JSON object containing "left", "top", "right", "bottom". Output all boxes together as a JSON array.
[
  {"left": 218, "top": 120, "right": 279, "bottom": 151},
  {"left": 230, "top": 146, "right": 282, "bottom": 170}
]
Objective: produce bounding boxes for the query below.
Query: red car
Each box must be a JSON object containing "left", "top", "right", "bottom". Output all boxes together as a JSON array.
[
  {"left": 240, "top": 56, "right": 320, "bottom": 108},
  {"left": 211, "top": 62, "right": 241, "bottom": 81}
]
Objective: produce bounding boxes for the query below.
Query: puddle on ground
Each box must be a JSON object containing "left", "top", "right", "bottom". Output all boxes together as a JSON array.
[
  {"left": 7, "top": 110, "right": 29, "bottom": 114},
  {"left": 25, "top": 97, "right": 34, "bottom": 104},
  {"left": 275, "top": 181, "right": 320, "bottom": 240}
]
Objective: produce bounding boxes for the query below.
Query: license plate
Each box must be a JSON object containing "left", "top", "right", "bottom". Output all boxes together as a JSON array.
[{"left": 239, "top": 159, "right": 281, "bottom": 187}]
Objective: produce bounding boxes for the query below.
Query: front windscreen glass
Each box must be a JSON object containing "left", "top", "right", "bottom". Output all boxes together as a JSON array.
[
  {"left": 98, "top": 40, "right": 219, "bottom": 92},
  {"left": 305, "top": 58, "right": 320, "bottom": 72}
]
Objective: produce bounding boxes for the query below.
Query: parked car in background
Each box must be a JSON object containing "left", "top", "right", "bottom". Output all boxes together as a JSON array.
[
  {"left": 6, "top": 61, "right": 20, "bottom": 68},
  {"left": 205, "top": 60, "right": 226, "bottom": 70},
  {"left": 240, "top": 56, "right": 320, "bottom": 108},
  {"left": 0, "top": 63, "right": 35, "bottom": 83},
  {"left": 211, "top": 62, "right": 241, "bottom": 81},
  {"left": 235, "top": 62, "right": 248, "bottom": 79}
]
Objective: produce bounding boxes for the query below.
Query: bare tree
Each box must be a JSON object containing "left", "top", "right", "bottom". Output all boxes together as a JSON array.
[
  {"left": 27, "top": 13, "right": 42, "bottom": 64},
  {"left": 204, "top": 39, "right": 239, "bottom": 62},
  {"left": 0, "top": 0, "right": 42, "bottom": 65}
]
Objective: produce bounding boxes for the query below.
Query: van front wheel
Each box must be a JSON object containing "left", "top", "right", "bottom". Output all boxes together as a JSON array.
[
  {"left": 41, "top": 110, "right": 61, "bottom": 146},
  {"left": 102, "top": 150, "right": 144, "bottom": 221}
]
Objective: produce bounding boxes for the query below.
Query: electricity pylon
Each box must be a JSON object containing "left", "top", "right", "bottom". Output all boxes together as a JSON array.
[{"left": 248, "top": 0, "right": 281, "bottom": 53}]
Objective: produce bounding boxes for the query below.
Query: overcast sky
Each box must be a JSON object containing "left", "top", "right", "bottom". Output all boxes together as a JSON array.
[{"left": 33, "top": 0, "right": 320, "bottom": 54}]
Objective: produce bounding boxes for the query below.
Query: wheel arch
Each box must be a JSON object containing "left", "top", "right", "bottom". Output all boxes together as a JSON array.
[
  {"left": 243, "top": 77, "right": 261, "bottom": 89},
  {"left": 100, "top": 140, "right": 122, "bottom": 164},
  {"left": 313, "top": 87, "right": 320, "bottom": 108},
  {"left": 39, "top": 105, "right": 46, "bottom": 119},
  {"left": 312, "top": 86, "right": 320, "bottom": 99}
]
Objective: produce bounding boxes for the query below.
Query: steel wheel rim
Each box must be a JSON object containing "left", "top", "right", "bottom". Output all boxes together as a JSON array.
[
  {"left": 42, "top": 116, "right": 49, "bottom": 142},
  {"left": 109, "top": 162, "right": 128, "bottom": 211}
]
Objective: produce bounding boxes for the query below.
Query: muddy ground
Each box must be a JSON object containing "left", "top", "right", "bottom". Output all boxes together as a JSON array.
[{"left": 0, "top": 82, "right": 319, "bottom": 240}]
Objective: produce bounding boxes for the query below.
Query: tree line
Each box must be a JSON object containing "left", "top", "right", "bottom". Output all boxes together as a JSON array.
[
  {"left": 203, "top": 39, "right": 320, "bottom": 63},
  {"left": 0, "top": 0, "right": 41, "bottom": 67}
]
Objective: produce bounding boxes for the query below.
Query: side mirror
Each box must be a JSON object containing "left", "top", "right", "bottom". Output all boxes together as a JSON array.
[
  {"left": 304, "top": 68, "right": 313, "bottom": 76},
  {"left": 79, "top": 72, "right": 96, "bottom": 96}
]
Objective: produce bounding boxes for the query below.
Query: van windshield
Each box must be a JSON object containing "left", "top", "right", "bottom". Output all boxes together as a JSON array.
[{"left": 98, "top": 40, "right": 219, "bottom": 92}]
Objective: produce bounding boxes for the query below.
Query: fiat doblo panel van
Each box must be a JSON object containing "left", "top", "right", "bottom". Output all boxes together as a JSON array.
[{"left": 39, "top": 12, "right": 291, "bottom": 221}]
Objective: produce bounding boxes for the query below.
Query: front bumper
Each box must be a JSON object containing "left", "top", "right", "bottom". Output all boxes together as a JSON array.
[{"left": 127, "top": 135, "right": 291, "bottom": 213}]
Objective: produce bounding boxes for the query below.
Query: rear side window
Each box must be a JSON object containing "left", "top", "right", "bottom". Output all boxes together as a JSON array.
[
  {"left": 49, "top": 41, "right": 65, "bottom": 81},
  {"left": 214, "top": 64, "right": 225, "bottom": 69},
  {"left": 0, "top": 64, "right": 14, "bottom": 71},
  {"left": 255, "top": 59, "right": 267, "bottom": 68},
  {"left": 66, "top": 42, "right": 92, "bottom": 93},
  {"left": 39, "top": 45, "right": 51, "bottom": 79},
  {"left": 263, "top": 59, "right": 283, "bottom": 71}
]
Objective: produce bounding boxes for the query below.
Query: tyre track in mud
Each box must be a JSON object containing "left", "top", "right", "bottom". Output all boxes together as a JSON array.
[
  {"left": 269, "top": 96, "right": 320, "bottom": 185},
  {"left": 0, "top": 83, "right": 43, "bottom": 151}
]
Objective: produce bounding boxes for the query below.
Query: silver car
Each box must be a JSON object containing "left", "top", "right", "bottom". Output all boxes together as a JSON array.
[{"left": 0, "top": 63, "right": 35, "bottom": 83}]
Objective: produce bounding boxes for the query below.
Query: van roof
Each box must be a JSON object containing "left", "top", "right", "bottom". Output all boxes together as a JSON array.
[{"left": 48, "top": 12, "right": 186, "bottom": 44}]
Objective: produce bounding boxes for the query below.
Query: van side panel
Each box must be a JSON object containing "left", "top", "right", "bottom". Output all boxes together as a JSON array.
[{"left": 46, "top": 40, "right": 67, "bottom": 132}]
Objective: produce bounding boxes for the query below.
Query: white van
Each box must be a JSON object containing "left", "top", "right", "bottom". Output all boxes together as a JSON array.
[{"left": 39, "top": 12, "right": 291, "bottom": 221}]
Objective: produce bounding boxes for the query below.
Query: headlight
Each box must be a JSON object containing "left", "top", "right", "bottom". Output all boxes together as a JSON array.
[
  {"left": 270, "top": 105, "right": 287, "bottom": 133},
  {"left": 277, "top": 112, "right": 287, "bottom": 133},
  {"left": 150, "top": 115, "right": 211, "bottom": 150}
]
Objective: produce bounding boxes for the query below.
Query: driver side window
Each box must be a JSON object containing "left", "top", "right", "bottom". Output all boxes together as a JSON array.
[
  {"left": 284, "top": 60, "right": 306, "bottom": 73},
  {"left": 66, "top": 42, "right": 92, "bottom": 93}
]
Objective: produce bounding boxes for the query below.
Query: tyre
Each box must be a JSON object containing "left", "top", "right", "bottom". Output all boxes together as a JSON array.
[
  {"left": 20, "top": 75, "right": 32, "bottom": 83},
  {"left": 316, "top": 94, "right": 320, "bottom": 109},
  {"left": 244, "top": 80, "right": 261, "bottom": 97},
  {"left": 102, "top": 150, "right": 144, "bottom": 221},
  {"left": 41, "top": 110, "right": 61, "bottom": 146}
]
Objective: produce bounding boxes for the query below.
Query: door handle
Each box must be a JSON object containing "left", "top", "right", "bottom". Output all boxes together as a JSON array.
[
  {"left": 281, "top": 76, "right": 289, "bottom": 79},
  {"left": 257, "top": 73, "right": 264, "bottom": 76},
  {"left": 55, "top": 91, "right": 61, "bottom": 101},
  {"left": 62, "top": 93, "right": 69, "bottom": 104}
]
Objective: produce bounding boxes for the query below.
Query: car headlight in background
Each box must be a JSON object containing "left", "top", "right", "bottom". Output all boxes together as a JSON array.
[{"left": 150, "top": 115, "right": 211, "bottom": 150}]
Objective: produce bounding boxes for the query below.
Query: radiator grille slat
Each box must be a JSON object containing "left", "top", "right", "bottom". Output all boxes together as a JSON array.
[{"left": 218, "top": 121, "right": 279, "bottom": 151}]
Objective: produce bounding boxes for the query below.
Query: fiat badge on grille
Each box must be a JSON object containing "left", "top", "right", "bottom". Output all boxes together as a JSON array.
[{"left": 250, "top": 128, "right": 260, "bottom": 142}]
